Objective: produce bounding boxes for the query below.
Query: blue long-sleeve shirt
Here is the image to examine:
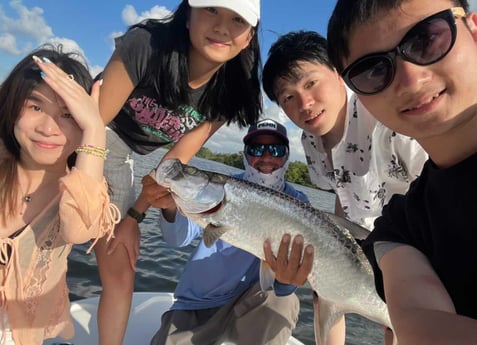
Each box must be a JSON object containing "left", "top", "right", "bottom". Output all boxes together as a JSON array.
[{"left": 159, "top": 173, "right": 310, "bottom": 310}]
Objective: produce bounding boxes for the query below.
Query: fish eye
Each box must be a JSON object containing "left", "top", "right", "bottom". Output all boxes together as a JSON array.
[{"left": 184, "top": 166, "right": 199, "bottom": 175}]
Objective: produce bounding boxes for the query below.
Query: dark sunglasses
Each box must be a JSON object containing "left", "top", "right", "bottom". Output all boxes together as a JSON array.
[
  {"left": 245, "top": 144, "right": 288, "bottom": 158},
  {"left": 342, "top": 7, "right": 465, "bottom": 95}
]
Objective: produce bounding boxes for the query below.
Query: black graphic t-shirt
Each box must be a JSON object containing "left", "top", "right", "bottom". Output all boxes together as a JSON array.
[{"left": 110, "top": 26, "right": 207, "bottom": 154}]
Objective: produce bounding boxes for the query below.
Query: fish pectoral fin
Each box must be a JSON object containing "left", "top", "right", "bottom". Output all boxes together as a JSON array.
[
  {"left": 259, "top": 261, "right": 276, "bottom": 291},
  {"left": 325, "top": 212, "right": 370, "bottom": 240},
  {"left": 203, "top": 224, "right": 228, "bottom": 248},
  {"left": 312, "top": 293, "right": 346, "bottom": 345}
]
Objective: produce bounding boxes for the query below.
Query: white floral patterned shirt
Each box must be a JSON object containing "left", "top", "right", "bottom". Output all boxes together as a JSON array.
[{"left": 302, "top": 89, "right": 428, "bottom": 230}]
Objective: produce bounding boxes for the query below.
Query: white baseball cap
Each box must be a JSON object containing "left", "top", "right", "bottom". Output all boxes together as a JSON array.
[{"left": 188, "top": 0, "right": 260, "bottom": 26}]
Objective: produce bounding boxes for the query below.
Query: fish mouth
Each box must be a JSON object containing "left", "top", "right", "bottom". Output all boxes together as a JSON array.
[
  {"left": 199, "top": 202, "right": 223, "bottom": 214},
  {"left": 177, "top": 201, "right": 223, "bottom": 216},
  {"left": 173, "top": 192, "right": 224, "bottom": 214}
]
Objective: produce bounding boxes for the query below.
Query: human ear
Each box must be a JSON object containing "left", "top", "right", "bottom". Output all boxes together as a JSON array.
[{"left": 466, "top": 12, "right": 477, "bottom": 43}]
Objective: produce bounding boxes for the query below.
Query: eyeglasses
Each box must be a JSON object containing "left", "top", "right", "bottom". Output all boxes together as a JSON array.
[
  {"left": 342, "top": 7, "right": 465, "bottom": 95},
  {"left": 245, "top": 144, "right": 288, "bottom": 158}
]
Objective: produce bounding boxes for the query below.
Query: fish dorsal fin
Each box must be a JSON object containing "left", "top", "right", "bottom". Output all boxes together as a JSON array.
[
  {"left": 325, "top": 212, "right": 371, "bottom": 240},
  {"left": 259, "top": 261, "right": 276, "bottom": 291},
  {"left": 312, "top": 292, "right": 346, "bottom": 345},
  {"left": 203, "top": 224, "right": 228, "bottom": 248}
]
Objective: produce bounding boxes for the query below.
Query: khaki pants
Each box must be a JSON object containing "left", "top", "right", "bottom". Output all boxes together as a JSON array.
[{"left": 150, "top": 283, "right": 299, "bottom": 345}]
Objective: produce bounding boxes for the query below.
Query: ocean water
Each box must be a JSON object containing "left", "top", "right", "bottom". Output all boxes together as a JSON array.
[{"left": 67, "top": 148, "right": 384, "bottom": 345}]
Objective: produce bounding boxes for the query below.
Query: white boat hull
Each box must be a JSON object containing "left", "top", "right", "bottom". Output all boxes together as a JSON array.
[{"left": 44, "top": 292, "right": 304, "bottom": 345}]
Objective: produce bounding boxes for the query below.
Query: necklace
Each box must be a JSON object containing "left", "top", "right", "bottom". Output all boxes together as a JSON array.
[
  {"left": 19, "top": 182, "right": 32, "bottom": 203},
  {"left": 19, "top": 181, "right": 32, "bottom": 216}
]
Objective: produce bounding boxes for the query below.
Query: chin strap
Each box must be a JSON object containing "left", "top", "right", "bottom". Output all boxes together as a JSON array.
[{"left": 242, "top": 155, "right": 289, "bottom": 192}]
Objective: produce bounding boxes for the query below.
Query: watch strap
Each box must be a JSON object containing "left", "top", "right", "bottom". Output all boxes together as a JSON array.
[{"left": 127, "top": 207, "right": 146, "bottom": 223}]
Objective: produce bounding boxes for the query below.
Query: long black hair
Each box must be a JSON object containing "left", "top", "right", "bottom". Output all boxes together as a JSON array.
[{"left": 129, "top": 0, "right": 262, "bottom": 127}]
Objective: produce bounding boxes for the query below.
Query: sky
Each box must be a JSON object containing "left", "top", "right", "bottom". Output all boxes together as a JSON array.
[{"left": 1, "top": 0, "right": 477, "bottom": 162}]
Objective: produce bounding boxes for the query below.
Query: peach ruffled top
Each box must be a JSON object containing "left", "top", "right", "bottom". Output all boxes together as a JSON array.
[{"left": 0, "top": 169, "right": 120, "bottom": 345}]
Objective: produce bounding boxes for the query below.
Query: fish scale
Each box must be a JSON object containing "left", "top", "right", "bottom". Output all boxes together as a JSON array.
[{"left": 156, "top": 159, "right": 392, "bottom": 345}]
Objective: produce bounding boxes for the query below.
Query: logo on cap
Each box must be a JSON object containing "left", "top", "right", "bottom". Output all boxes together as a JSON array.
[{"left": 257, "top": 121, "right": 278, "bottom": 130}]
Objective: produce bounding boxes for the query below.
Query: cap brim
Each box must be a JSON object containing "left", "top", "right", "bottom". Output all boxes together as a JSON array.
[{"left": 188, "top": 0, "right": 258, "bottom": 26}]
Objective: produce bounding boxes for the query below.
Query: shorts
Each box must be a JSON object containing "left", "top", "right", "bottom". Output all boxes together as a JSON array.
[{"left": 104, "top": 127, "right": 136, "bottom": 216}]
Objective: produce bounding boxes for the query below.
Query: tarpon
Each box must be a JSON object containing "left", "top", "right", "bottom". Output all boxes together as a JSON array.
[{"left": 155, "top": 159, "right": 392, "bottom": 344}]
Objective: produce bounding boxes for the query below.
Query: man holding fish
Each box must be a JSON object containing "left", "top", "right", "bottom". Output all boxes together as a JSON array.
[{"left": 142, "top": 119, "right": 313, "bottom": 345}]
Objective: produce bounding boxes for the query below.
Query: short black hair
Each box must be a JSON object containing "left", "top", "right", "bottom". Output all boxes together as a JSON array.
[{"left": 262, "top": 30, "right": 333, "bottom": 103}]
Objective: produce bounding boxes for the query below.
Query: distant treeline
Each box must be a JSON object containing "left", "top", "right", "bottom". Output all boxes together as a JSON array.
[{"left": 195, "top": 147, "right": 318, "bottom": 189}]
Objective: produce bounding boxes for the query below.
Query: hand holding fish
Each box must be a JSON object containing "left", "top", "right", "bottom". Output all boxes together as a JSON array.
[
  {"left": 142, "top": 172, "right": 175, "bottom": 209},
  {"left": 264, "top": 234, "right": 314, "bottom": 286}
]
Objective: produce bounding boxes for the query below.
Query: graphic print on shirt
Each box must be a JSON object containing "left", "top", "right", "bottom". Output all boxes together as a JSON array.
[
  {"left": 129, "top": 95, "right": 206, "bottom": 143},
  {"left": 334, "top": 166, "right": 352, "bottom": 188},
  {"left": 371, "top": 182, "right": 386, "bottom": 208},
  {"left": 387, "top": 153, "right": 410, "bottom": 182}
]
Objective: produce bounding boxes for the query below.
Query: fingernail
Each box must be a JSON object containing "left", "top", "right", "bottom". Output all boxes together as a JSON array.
[
  {"left": 40, "top": 71, "right": 46, "bottom": 78},
  {"left": 42, "top": 57, "right": 52, "bottom": 63},
  {"left": 99, "top": 79, "right": 104, "bottom": 86},
  {"left": 282, "top": 234, "right": 290, "bottom": 243},
  {"left": 294, "top": 235, "right": 303, "bottom": 244},
  {"left": 306, "top": 245, "right": 314, "bottom": 253},
  {"left": 32, "top": 55, "right": 42, "bottom": 63}
]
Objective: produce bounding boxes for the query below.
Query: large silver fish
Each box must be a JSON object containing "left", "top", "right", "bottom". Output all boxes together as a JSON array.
[{"left": 155, "top": 159, "right": 392, "bottom": 344}]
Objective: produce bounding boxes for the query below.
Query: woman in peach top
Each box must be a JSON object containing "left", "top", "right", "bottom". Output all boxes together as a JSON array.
[{"left": 0, "top": 46, "right": 120, "bottom": 344}]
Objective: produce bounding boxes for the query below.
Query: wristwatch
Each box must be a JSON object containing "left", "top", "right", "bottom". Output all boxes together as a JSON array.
[{"left": 127, "top": 207, "right": 146, "bottom": 223}]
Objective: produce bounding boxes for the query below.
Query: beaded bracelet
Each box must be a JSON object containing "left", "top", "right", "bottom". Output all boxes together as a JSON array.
[{"left": 75, "top": 144, "right": 109, "bottom": 159}]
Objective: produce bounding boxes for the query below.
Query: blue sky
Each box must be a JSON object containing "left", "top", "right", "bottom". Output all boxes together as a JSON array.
[
  {"left": 2, "top": 0, "right": 477, "bottom": 162},
  {"left": 1, "top": 0, "right": 338, "bottom": 162}
]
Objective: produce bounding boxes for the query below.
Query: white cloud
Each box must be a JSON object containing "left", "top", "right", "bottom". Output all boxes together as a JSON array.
[
  {"left": 109, "top": 5, "right": 172, "bottom": 53},
  {"left": 0, "top": 33, "right": 20, "bottom": 54},
  {"left": 122, "top": 4, "right": 172, "bottom": 26},
  {"left": 0, "top": 0, "right": 104, "bottom": 76},
  {"left": 0, "top": 0, "right": 86, "bottom": 63},
  {"left": 89, "top": 65, "right": 104, "bottom": 79},
  {"left": 45, "top": 37, "right": 86, "bottom": 57},
  {"left": 0, "top": 0, "right": 53, "bottom": 54},
  {"left": 108, "top": 31, "right": 123, "bottom": 52}
]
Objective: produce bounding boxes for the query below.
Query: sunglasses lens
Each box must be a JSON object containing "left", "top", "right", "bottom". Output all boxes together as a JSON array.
[
  {"left": 344, "top": 10, "right": 456, "bottom": 95},
  {"left": 346, "top": 56, "right": 394, "bottom": 95},
  {"left": 403, "top": 18, "right": 454, "bottom": 65},
  {"left": 246, "top": 144, "right": 287, "bottom": 157},
  {"left": 246, "top": 145, "right": 264, "bottom": 157},
  {"left": 268, "top": 144, "right": 287, "bottom": 157}
]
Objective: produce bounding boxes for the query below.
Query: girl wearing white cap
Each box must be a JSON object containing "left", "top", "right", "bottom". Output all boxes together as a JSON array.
[{"left": 93, "top": 1, "right": 262, "bottom": 344}]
